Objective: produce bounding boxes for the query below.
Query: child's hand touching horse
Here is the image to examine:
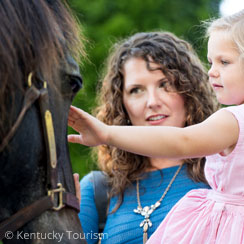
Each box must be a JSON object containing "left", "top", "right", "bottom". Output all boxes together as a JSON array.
[{"left": 68, "top": 105, "right": 108, "bottom": 146}]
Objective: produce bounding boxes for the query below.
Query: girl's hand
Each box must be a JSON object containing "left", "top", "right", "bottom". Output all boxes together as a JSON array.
[{"left": 68, "top": 105, "right": 108, "bottom": 146}]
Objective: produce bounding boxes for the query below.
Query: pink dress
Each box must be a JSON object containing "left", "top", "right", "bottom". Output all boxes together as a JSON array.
[{"left": 147, "top": 105, "right": 244, "bottom": 244}]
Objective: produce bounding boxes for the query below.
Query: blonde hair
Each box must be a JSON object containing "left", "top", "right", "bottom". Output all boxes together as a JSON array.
[{"left": 206, "top": 10, "right": 244, "bottom": 56}]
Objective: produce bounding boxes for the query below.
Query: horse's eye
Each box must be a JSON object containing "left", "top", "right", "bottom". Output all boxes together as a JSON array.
[{"left": 69, "top": 75, "right": 83, "bottom": 93}]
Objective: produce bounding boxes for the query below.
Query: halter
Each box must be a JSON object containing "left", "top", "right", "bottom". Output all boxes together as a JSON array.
[{"left": 0, "top": 73, "right": 80, "bottom": 240}]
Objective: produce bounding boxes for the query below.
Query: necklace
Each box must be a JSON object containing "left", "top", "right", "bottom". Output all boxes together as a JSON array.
[{"left": 133, "top": 165, "right": 182, "bottom": 244}]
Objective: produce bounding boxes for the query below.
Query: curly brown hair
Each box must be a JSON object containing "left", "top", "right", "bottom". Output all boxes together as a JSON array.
[{"left": 93, "top": 31, "right": 219, "bottom": 211}]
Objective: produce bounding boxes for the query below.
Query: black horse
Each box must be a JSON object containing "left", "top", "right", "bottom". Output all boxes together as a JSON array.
[{"left": 0, "top": 0, "right": 86, "bottom": 243}]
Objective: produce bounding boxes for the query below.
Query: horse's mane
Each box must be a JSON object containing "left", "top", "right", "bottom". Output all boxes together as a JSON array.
[{"left": 0, "top": 0, "right": 84, "bottom": 140}]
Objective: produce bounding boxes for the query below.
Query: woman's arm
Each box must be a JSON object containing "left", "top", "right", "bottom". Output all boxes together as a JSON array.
[
  {"left": 73, "top": 173, "right": 81, "bottom": 205},
  {"left": 68, "top": 106, "right": 239, "bottom": 159}
]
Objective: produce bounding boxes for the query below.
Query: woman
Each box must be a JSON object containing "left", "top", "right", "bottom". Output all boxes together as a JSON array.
[{"left": 71, "top": 31, "right": 219, "bottom": 244}]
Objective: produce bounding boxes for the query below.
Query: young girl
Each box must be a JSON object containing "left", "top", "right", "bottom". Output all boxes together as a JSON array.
[{"left": 68, "top": 10, "right": 244, "bottom": 243}]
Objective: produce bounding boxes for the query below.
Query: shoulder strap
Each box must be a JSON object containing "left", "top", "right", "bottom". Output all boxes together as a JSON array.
[{"left": 91, "top": 171, "right": 109, "bottom": 233}]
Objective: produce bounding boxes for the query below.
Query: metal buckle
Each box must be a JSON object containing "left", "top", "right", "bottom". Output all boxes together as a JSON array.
[
  {"left": 28, "top": 72, "right": 47, "bottom": 88},
  {"left": 28, "top": 72, "right": 33, "bottom": 87},
  {"left": 48, "top": 183, "right": 65, "bottom": 211}
]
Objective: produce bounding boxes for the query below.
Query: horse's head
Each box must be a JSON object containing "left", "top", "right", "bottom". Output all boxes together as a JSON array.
[{"left": 0, "top": 0, "right": 86, "bottom": 243}]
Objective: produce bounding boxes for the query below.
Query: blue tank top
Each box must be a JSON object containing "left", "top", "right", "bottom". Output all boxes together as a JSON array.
[{"left": 79, "top": 164, "right": 209, "bottom": 244}]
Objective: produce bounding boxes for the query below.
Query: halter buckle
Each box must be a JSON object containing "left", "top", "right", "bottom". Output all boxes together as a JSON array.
[{"left": 48, "top": 183, "right": 65, "bottom": 211}]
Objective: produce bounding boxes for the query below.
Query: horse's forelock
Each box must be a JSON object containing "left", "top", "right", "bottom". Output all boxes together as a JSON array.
[{"left": 0, "top": 0, "right": 83, "bottom": 140}]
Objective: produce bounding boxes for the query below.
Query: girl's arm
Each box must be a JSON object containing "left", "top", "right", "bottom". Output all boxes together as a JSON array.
[{"left": 68, "top": 106, "right": 239, "bottom": 159}]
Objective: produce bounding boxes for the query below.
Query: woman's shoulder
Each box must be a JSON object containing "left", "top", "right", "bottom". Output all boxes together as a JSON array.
[
  {"left": 80, "top": 170, "right": 107, "bottom": 185},
  {"left": 79, "top": 172, "right": 96, "bottom": 201},
  {"left": 80, "top": 171, "right": 109, "bottom": 223},
  {"left": 80, "top": 171, "right": 94, "bottom": 190}
]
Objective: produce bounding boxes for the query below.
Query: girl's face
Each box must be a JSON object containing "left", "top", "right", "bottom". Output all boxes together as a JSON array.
[
  {"left": 122, "top": 57, "right": 186, "bottom": 127},
  {"left": 207, "top": 31, "right": 244, "bottom": 105}
]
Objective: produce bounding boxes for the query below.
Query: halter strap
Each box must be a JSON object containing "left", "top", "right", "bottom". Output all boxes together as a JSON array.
[
  {"left": 0, "top": 85, "right": 40, "bottom": 153},
  {"left": 0, "top": 73, "right": 80, "bottom": 241}
]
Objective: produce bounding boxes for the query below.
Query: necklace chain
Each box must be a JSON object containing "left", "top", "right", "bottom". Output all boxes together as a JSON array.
[{"left": 134, "top": 165, "right": 182, "bottom": 244}]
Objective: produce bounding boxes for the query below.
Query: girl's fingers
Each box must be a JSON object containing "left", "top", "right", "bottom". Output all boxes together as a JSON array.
[
  {"left": 68, "top": 110, "right": 80, "bottom": 120},
  {"left": 69, "top": 105, "right": 84, "bottom": 120},
  {"left": 68, "top": 134, "right": 83, "bottom": 144},
  {"left": 70, "top": 105, "right": 84, "bottom": 116},
  {"left": 68, "top": 107, "right": 85, "bottom": 129},
  {"left": 67, "top": 119, "right": 74, "bottom": 126}
]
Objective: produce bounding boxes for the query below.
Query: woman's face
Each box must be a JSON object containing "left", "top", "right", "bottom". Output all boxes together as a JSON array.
[{"left": 122, "top": 57, "right": 186, "bottom": 127}]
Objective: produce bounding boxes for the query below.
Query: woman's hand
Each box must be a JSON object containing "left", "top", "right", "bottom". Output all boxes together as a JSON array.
[
  {"left": 68, "top": 106, "right": 108, "bottom": 146},
  {"left": 73, "top": 173, "right": 81, "bottom": 206}
]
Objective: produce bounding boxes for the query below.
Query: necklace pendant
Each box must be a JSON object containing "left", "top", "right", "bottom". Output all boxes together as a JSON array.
[
  {"left": 143, "top": 206, "right": 150, "bottom": 213},
  {"left": 134, "top": 165, "right": 182, "bottom": 244},
  {"left": 134, "top": 206, "right": 142, "bottom": 214},
  {"left": 140, "top": 218, "right": 152, "bottom": 228},
  {"left": 143, "top": 231, "right": 148, "bottom": 244},
  {"left": 155, "top": 201, "right": 161, "bottom": 208},
  {"left": 140, "top": 219, "right": 145, "bottom": 227},
  {"left": 148, "top": 219, "right": 152, "bottom": 227},
  {"left": 140, "top": 218, "right": 151, "bottom": 244},
  {"left": 143, "top": 222, "right": 148, "bottom": 232},
  {"left": 141, "top": 205, "right": 152, "bottom": 218}
]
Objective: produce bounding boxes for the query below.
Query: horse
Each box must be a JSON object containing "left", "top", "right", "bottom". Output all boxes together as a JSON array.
[{"left": 0, "top": 0, "right": 87, "bottom": 243}]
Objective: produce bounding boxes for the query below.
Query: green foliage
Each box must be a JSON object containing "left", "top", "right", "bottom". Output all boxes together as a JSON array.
[{"left": 67, "top": 0, "right": 221, "bottom": 178}]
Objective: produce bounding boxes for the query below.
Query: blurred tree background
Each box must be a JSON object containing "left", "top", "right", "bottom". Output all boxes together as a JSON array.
[{"left": 67, "top": 0, "right": 221, "bottom": 178}]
